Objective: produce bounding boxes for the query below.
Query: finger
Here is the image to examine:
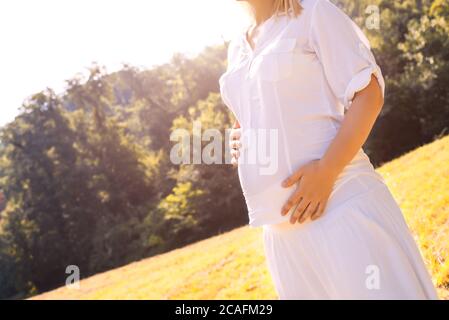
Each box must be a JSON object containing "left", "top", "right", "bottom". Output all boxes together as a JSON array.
[
  {"left": 310, "top": 201, "right": 321, "bottom": 217},
  {"left": 311, "top": 199, "right": 328, "bottom": 220},
  {"left": 229, "top": 140, "right": 240, "bottom": 149},
  {"left": 230, "top": 148, "right": 240, "bottom": 159},
  {"left": 296, "top": 200, "right": 313, "bottom": 223},
  {"left": 288, "top": 201, "right": 301, "bottom": 224},
  {"left": 281, "top": 188, "right": 303, "bottom": 216},
  {"left": 290, "top": 198, "right": 310, "bottom": 224},
  {"left": 229, "top": 140, "right": 242, "bottom": 150},
  {"left": 282, "top": 166, "right": 304, "bottom": 188},
  {"left": 230, "top": 128, "right": 241, "bottom": 140},
  {"left": 299, "top": 201, "right": 319, "bottom": 223},
  {"left": 231, "top": 157, "right": 238, "bottom": 167}
]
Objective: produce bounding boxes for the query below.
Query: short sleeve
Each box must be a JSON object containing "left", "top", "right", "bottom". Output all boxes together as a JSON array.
[{"left": 308, "top": 0, "right": 385, "bottom": 110}]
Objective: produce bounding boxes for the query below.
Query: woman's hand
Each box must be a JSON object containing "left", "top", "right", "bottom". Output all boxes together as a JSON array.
[
  {"left": 280, "top": 75, "right": 384, "bottom": 224},
  {"left": 280, "top": 159, "right": 339, "bottom": 224},
  {"left": 229, "top": 121, "right": 241, "bottom": 167}
]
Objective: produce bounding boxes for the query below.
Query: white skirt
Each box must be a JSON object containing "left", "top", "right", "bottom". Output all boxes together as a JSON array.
[{"left": 262, "top": 174, "right": 438, "bottom": 299}]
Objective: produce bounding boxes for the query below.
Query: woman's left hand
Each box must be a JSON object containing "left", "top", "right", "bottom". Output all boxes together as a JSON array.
[{"left": 280, "top": 159, "right": 339, "bottom": 224}]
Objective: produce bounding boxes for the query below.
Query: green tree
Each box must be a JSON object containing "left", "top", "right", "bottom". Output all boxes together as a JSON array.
[{"left": 0, "top": 90, "right": 97, "bottom": 294}]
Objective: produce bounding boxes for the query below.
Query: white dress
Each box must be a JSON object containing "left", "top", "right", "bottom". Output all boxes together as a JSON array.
[{"left": 218, "top": 0, "right": 438, "bottom": 299}]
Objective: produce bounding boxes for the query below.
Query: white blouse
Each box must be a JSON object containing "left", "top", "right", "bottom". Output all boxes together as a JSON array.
[{"left": 219, "top": 0, "right": 386, "bottom": 227}]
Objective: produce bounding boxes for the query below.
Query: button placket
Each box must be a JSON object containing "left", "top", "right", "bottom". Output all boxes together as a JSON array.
[
  {"left": 250, "top": 80, "right": 262, "bottom": 117},
  {"left": 243, "top": 14, "right": 282, "bottom": 80},
  {"left": 242, "top": 48, "right": 253, "bottom": 80}
]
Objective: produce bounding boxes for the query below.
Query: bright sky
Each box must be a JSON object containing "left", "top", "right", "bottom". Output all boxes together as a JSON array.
[{"left": 0, "top": 0, "right": 249, "bottom": 127}]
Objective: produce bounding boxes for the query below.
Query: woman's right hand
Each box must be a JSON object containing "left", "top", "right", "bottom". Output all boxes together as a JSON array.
[{"left": 229, "top": 121, "right": 241, "bottom": 167}]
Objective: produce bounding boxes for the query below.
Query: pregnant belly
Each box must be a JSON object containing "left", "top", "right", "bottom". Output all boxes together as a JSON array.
[
  {"left": 237, "top": 145, "right": 383, "bottom": 226},
  {"left": 237, "top": 132, "right": 332, "bottom": 198}
]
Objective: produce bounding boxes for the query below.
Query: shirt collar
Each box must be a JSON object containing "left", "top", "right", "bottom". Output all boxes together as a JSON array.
[{"left": 239, "top": 11, "right": 292, "bottom": 57}]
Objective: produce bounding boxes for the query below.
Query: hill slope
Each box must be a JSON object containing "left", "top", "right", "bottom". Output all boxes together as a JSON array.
[{"left": 32, "top": 135, "right": 449, "bottom": 300}]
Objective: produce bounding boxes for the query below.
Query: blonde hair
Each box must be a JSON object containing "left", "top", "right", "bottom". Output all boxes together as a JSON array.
[
  {"left": 272, "top": 0, "right": 303, "bottom": 18},
  {"left": 242, "top": 0, "right": 303, "bottom": 27}
]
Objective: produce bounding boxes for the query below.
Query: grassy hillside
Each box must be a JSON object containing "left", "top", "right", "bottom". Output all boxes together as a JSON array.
[{"left": 32, "top": 135, "right": 449, "bottom": 300}]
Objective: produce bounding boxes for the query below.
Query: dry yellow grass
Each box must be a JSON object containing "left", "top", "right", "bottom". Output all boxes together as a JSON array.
[
  {"left": 376, "top": 134, "right": 449, "bottom": 299},
  {"left": 32, "top": 135, "right": 449, "bottom": 300}
]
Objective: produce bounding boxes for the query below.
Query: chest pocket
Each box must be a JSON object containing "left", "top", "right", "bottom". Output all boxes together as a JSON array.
[{"left": 251, "top": 38, "right": 297, "bottom": 82}]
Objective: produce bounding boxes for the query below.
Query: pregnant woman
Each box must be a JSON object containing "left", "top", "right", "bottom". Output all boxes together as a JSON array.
[{"left": 219, "top": 0, "right": 438, "bottom": 299}]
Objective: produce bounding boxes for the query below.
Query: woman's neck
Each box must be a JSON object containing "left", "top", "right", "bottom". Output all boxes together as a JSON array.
[{"left": 246, "top": 0, "right": 276, "bottom": 26}]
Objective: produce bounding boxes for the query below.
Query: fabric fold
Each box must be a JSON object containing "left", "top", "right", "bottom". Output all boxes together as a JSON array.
[{"left": 343, "top": 64, "right": 386, "bottom": 110}]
